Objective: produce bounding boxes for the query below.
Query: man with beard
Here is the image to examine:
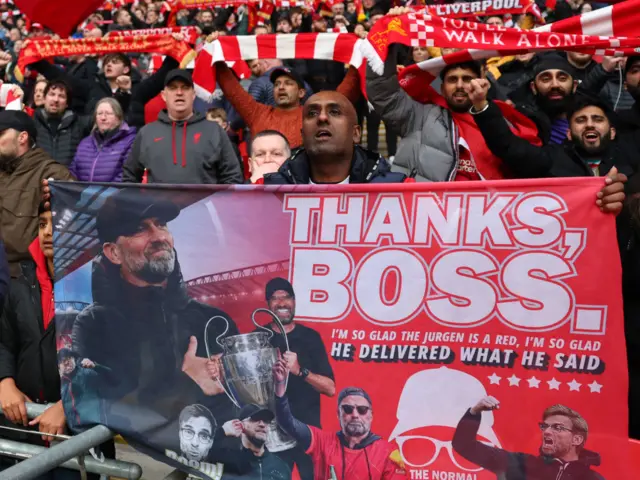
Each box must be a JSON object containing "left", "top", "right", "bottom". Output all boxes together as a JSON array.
[
  {"left": 273, "top": 361, "right": 408, "bottom": 480},
  {"left": 256, "top": 278, "right": 335, "bottom": 479},
  {"left": 452, "top": 396, "right": 603, "bottom": 479},
  {"left": 468, "top": 78, "right": 636, "bottom": 184},
  {"left": 261, "top": 91, "right": 408, "bottom": 184},
  {"left": 71, "top": 189, "right": 239, "bottom": 433},
  {"left": 222, "top": 404, "right": 291, "bottom": 480},
  {"left": 616, "top": 55, "right": 640, "bottom": 133},
  {"left": 519, "top": 54, "right": 578, "bottom": 146},
  {"left": 0, "top": 110, "right": 74, "bottom": 278},
  {"left": 366, "top": 7, "right": 508, "bottom": 181}
]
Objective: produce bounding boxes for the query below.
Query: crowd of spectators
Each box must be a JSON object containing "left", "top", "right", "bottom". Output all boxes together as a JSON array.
[{"left": 0, "top": 0, "right": 638, "bottom": 477}]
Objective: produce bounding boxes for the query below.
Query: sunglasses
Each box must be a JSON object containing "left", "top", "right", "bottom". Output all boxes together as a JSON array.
[{"left": 341, "top": 405, "right": 370, "bottom": 415}]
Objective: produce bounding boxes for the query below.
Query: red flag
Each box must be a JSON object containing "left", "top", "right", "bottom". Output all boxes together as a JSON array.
[{"left": 14, "top": 0, "right": 106, "bottom": 36}]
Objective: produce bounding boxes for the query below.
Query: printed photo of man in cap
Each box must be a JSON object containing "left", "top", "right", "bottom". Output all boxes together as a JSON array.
[
  {"left": 220, "top": 404, "right": 291, "bottom": 480},
  {"left": 70, "top": 188, "right": 240, "bottom": 433},
  {"left": 452, "top": 396, "right": 603, "bottom": 479},
  {"left": 257, "top": 277, "right": 335, "bottom": 480},
  {"left": 273, "top": 359, "right": 408, "bottom": 480}
]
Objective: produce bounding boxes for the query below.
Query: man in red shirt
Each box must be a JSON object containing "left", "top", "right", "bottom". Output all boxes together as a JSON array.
[{"left": 273, "top": 357, "right": 408, "bottom": 480}]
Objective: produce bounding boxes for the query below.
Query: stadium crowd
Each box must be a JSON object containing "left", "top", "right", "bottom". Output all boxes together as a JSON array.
[{"left": 0, "top": 0, "right": 638, "bottom": 477}]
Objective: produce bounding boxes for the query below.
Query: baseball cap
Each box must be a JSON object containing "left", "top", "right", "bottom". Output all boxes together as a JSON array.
[
  {"left": 265, "top": 277, "right": 295, "bottom": 301},
  {"left": 96, "top": 188, "right": 180, "bottom": 243},
  {"left": 270, "top": 67, "right": 304, "bottom": 88},
  {"left": 533, "top": 53, "right": 575, "bottom": 79},
  {"left": 0, "top": 110, "right": 37, "bottom": 142},
  {"left": 338, "top": 387, "right": 372, "bottom": 406},
  {"left": 164, "top": 69, "right": 194, "bottom": 87},
  {"left": 238, "top": 404, "right": 275, "bottom": 422},
  {"left": 388, "top": 367, "right": 501, "bottom": 447}
]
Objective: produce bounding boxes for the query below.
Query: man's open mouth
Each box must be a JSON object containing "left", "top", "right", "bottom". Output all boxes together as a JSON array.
[
  {"left": 584, "top": 131, "right": 599, "bottom": 141},
  {"left": 315, "top": 129, "right": 332, "bottom": 139}
]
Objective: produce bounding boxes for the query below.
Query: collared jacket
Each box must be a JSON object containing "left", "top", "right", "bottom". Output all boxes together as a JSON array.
[{"left": 33, "top": 108, "right": 91, "bottom": 166}]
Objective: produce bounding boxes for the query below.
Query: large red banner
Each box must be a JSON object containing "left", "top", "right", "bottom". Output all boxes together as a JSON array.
[{"left": 50, "top": 179, "right": 630, "bottom": 480}]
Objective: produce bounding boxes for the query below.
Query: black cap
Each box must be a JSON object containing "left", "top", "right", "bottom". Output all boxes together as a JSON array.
[
  {"left": 338, "top": 386, "right": 372, "bottom": 406},
  {"left": 0, "top": 110, "right": 37, "bottom": 141},
  {"left": 238, "top": 404, "right": 274, "bottom": 422},
  {"left": 270, "top": 67, "right": 304, "bottom": 89},
  {"left": 533, "top": 54, "right": 575, "bottom": 79},
  {"left": 96, "top": 189, "right": 180, "bottom": 243},
  {"left": 265, "top": 277, "right": 295, "bottom": 301},
  {"left": 625, "top": 55, "right": 640, "bottom": 77},
  {"left": 164, "top": 69, "right": 194, "bottom": 87}
]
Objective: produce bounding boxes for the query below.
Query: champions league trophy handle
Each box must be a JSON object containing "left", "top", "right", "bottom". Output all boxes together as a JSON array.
[
  {"left": 205, "top": 315, "right": 240, "bottom": 408},
  {"left": 251, "top": 308, "right": 290, "bottom": 353}
]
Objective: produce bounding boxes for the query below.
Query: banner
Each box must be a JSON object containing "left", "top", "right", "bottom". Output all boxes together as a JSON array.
[
  {"left": 427, "top": 0, "right": 535, "bottom": 19},
  {"left": 16, "top": 36, "right": 195, "bottom": 82},
  {"left": 106, "top": 26, "right": 200, "bottom": 44},
  {"left": 14, "top": 0, "right": 105, "bottom": 36},
  {"left": 50, "top": 180, "right": 630, "bottom": 480}
]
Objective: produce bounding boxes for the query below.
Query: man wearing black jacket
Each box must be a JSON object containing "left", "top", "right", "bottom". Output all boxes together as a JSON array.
[
  {"left": 452, "top": 395, "right": 604, "bottom": 479},
  {"left": 71, "top": 189, "right": 239, "bottom": 434},
  {"left": 467, "top": 78, "right": 637, "bottom": 183}
]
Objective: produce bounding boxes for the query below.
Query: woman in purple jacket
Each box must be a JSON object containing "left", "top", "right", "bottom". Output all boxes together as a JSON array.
[{"left": 69, "top": 97, "right": 137, "bottom": 182}]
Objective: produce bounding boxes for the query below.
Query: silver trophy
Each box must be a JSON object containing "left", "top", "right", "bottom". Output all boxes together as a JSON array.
[{"left": 204, "top": 308, "right": 296, "bottom": 452}]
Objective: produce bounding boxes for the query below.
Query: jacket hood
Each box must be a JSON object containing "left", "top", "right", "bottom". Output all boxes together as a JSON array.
[
  {"left": 90, "top": 249, "right": 189, "bottom": 309},
  {"left": 35, "top": 108, "right": 77, "bottom": 129},
  {"left": 540, "top": 448, "right": 601, "bottom": 468},
  {"left": 155, "top": 111, "right": 207, "bottom": 168},
  {"left": 92, "top": 121, "right": 137, "bottom": 145},
  {"left": 337, "top": 431, "right": 382, "bottom": 450},
  {"left": 28, "top": 237, "right": 48, "bottom": 277},
  {"left": 157, "top": 110, "right": 206, "bottom": 126},
  {"left": 11, "top": 148, "right": 54, "bottom": 176},
  {"left": 274, "top": 145, "right": 396, "bottom": 184}
]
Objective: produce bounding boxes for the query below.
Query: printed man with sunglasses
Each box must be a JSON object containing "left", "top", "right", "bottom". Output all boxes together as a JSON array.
[
  {"left": 452, "top": 396, "right": 604, "bottom": 479},
  {"left": 273, "top": 358, "right": 408, "bottom": 480}
]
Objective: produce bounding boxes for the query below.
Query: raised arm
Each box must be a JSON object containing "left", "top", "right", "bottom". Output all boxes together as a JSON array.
[
  {"left": 273, "top": 357, "right": 312, "bottom": 450},
  {"left": 216, "top": 61, "right": 267, "bottom": 131},
  {"left": 336, "top": 65, "right": 361, "bottom": 104}
]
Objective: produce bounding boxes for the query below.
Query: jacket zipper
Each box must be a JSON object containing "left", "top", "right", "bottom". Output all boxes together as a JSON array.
[
  {"left": 89, "top": 144, "right": 103, "bottom": 182},
  {"left": 446, "top": 113, "right": 459, "bottom": 181},
  {"left": 555, "top": 463, "right": 567, "bottom": 480},
  {"left": 259, "top": 460, "right": 263, "bottom": 480}
]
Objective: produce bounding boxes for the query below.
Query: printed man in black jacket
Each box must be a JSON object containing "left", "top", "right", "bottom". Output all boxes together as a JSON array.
[
  {"left": 467, "top": 78, "right": 637, "bottom": 182},
  {"left": 452, "top": 396, "right": 604, "bottom": 480},
  {"left": 71, "top": 189, "right": 239, "bottom": 435}
]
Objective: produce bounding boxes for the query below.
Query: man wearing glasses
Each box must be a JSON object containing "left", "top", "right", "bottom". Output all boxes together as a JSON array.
[
  {"left": 452, "top": 396, "right": 603, "bottom": 479},
  {"left": 273, "top": 359, "right": 408, "bottom": 480},
  {"left": 258, "top": 277, "right": 336, "bottom": 480}
]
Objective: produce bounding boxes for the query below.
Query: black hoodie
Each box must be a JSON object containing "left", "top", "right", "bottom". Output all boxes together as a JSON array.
[{"left": 71, "top": 253, "right": 239, "bottom": 430}]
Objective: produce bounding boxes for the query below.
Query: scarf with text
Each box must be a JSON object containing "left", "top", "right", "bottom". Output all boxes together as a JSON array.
[
  {"left": 427, "top": 0, "right": 541, "bottom": 20},
  {"left": 107, "top": 26, "right": 200, "bottom": 44},
  {"left": 16, "top": 35, "right": 195, "bottom": 82}
]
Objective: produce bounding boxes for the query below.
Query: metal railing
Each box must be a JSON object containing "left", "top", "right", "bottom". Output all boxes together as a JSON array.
[{"left": 0, "top": 403, "right": 142, "bottom": 480}]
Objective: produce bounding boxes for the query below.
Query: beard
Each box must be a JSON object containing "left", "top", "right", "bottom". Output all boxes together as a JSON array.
[
  {"left": 446, "top": 90, "right": 472, "bottom": 113},
  {"left": 122, "top": 243, "right": 176, "bottom": 284},
  {"left": 247, "top": 432, "right": 267, "bottom": 448},
  {"left": 343, "top": 420, "right": 369, "bottom": 437},
  {"left": 572, "top": 130, "right": 613, "bottom": 156},
  {"left": 0, "top": 153, "right": 20, "bottom": 173},
  {"left": 536, "top": 91, "right": 573, "bottom": 118},
  {"left": 627, "top": 83, "right": 640, "bottom": 103}
]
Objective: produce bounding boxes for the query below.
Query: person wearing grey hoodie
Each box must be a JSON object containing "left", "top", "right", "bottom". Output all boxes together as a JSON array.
[{"left": 122, "top": 69, "right": 243, "bottom": 184}]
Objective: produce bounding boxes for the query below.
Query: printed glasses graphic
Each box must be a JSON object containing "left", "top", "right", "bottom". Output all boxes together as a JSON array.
[
  {"left": 181, "top": 428, "right": 212, "bottom": 443},
  {"left": 395, "top": 435, "right": 494, "bottom": 472}
]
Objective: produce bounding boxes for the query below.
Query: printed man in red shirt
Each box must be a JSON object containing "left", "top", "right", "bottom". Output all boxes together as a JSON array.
[{"left": 273, "top": 357, "right": 408, "bottom": 480}]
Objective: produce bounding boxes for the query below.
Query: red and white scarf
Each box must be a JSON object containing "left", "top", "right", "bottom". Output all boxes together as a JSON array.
[
  {"left": 193, "top": 32, "right": 364, "bottom": 100},
  {"left": 426, "top": 0, "right": 541, "bottom": 20}
]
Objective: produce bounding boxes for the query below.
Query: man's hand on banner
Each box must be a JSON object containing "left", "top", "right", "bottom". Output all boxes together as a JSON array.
[
  {"left": 597, "top": 166, "right": 627, "bottom": 215},
  {"left": 470, "top": 395, "right": 500, "bottom": 415},
  {"left": 273, "top": 352, "right": 289, "bottom": 398},
  {"left": 222, "top": 419, "right": 244, "bottom": 438},
  {"left": 0, "top": 378, "right": 33, "bottom": 426},
  {"left": 467, "top": 78, "right": 491, "bottom": 112},
  {"left": 283, "top": 351, "right": 301, "bottom": 376},
  {"left": 29, "top": 400, "right": 66, "bottom": 441},
  {"left": 181, "top": 336, "right": 223, "bottom": 396}
]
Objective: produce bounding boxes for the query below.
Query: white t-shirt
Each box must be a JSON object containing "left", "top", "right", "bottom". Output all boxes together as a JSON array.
[{"left": 309, "top": 177, "right": 350, "bottom": 185}]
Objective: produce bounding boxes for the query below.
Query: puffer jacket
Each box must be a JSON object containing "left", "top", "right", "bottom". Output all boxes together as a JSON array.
[
  {"left": 70, "top": 123, "right": 137, "bottom": 182},
  {"left": 33, "top": 108, "right": 91, "bottom": 166},
  {"left": 122, "top": 110, "right": 243, "bottom": 184},
  {"left": 366, "top": 46, "right": 456, "bottom": 182}
]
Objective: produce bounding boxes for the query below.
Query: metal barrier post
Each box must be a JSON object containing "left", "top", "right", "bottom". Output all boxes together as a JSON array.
[
  {"left": 0, "top": 438, "right": 142, "bottom": 479},
  {"left": 0, "top": 425, "right": 114, "bottom": 480}
]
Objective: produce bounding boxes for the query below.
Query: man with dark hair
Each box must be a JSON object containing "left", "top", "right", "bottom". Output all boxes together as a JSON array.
[
  {"left": 262, "top": 91, "right": 408, "bottom": 184},
  {"left": 273, "top": 361, "right": 408, "bottom": 480},
  {"left": 467, "top": 78, "right": 636, "bottom": 185},
  {"left": 178, "top": 404, "right": 216, "bottom": 462},
  {"left": 0, "top": 110, "right": 73, "bottom": 278},
  {"left": 452, "top": 396, "right": 602, "bottom": 479},
  {"left": 616, "top": 55, "right": 640, "bottom": 133},
  {"left": 71, "top": 189, "right": 239, "bottom": 429},
  {"left": 33, "top": 79, "right": 91, "bottom": 166},
  {"left": 256, "top": 277, "right": 335, "bottom": 479},
  {"left": 249, "top": 130, "right": 291, "bottom": 183}
]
